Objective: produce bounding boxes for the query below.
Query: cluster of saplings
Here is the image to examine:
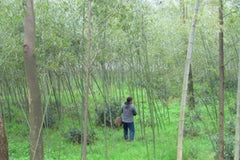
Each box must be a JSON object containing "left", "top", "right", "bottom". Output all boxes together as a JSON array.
[
  {"left": 43, "top": 100, "right": 121, "bottom": 144},
  {"left": 183, "top": 104, "right": 236, "bottom": 159}
]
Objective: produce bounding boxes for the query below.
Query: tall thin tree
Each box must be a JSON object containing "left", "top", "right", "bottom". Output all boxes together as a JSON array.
[
  {"left": 177, "top": 0, "right": 200, "bottom": 159},
  {"left": 0, "top": 116, "right": 8, "bottom": 160},
  {"left": 23, "top": 0, "right": 44, "bottom": 160},
  {"left": 82, "top": 0, "right": 92, "bottom": 160},
  {"left": 234, "top": 46, "right": 240, "bottom": 160},
  {"left": 180, "top": 0, "right": 195, "bottom": 109},
  {"left": 218, "top": 0, "right": 224, "bottom": 159},
  {"left": 188, "top": 67, "right": 195, "bottom": 109}
]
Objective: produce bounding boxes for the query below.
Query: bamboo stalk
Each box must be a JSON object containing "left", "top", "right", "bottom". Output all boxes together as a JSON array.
[{"left": 177, "top": 0, "right": 200, "bottom": 159}]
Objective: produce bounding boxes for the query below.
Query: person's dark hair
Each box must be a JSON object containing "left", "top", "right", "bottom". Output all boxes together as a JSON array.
[{"left": 127, "top": 97, "right": 133, "bottom": 103}]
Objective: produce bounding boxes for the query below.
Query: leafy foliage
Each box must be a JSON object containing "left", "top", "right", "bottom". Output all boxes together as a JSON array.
[
  {"left": 43, "top": 107, "right": 56, "bottom": 128},
  {"left": 95, "top": 101, "right": 121, "bottom": 127},
  {"left": 64, "top": 128, "right": 96, "bottom": 145}
]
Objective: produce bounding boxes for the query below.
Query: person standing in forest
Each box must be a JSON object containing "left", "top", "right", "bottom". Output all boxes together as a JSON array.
[{"left": 121, "top": 97, "right": 137, "bottom": 141}]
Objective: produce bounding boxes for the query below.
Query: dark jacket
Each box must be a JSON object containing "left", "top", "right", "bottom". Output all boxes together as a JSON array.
[{"left": 121, "top": 102, "right": 137, "bottom": 123}]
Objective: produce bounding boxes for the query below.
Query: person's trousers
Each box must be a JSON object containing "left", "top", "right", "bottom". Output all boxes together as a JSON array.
[{"left": 123, "top": 122, "right": 135, "bottom": 141}]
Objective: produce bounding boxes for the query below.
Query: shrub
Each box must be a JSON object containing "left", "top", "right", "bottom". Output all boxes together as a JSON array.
[
  {"left": 184, "top": 122, "right": 199, "bottom": 137},
  {"left": 95, "top": 101, "right": 121, "bottom": 127},
  {"left": 184, "top": 111, "right": 201, "bottom": 137},
  {"left": 224, "top": 135, "right": 234, "bottom": 160},
  {"left": 213, "top": 130, "right": 234, "bottom": 160},
  {"left": 43, "top": 103, "right": 57, "bottom": 128},
  {"left": 64, "top": 127, "right": 96, "bottom": 144}
]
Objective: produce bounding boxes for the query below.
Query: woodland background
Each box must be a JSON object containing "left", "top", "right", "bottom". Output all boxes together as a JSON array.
[{"left": 0, "top": 0, "right": 240, "bottom": 160}]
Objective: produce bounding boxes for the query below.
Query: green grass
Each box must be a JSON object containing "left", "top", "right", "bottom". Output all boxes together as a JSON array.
[{"left": 6, "top": 102, "right": 218, "bottom": 160}]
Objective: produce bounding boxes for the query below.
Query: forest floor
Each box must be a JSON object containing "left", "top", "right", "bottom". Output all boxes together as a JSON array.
[{"left": 6, "top": 103, "right": 216, "bottom": 160}]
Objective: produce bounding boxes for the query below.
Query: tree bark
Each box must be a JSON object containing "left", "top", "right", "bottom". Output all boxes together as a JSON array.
[
  {"left": 188, "top": 65, "right": 195, "bottom": 109},
  {"left": 0, "top": 116, "right": 8, "bottom": 160},
  {"left": 177, "top": 0, "right": 199, "bottom": 159},
  {"left": 23, "top": 0, "right": 44, "bottom": 160},
  {"left": 180, "top": 0, "right": 195, "bottom": 110},
  {"left": 218, "top": 0, "right": 224, "bottom": 159},
  {"left": 82, "top": 0, "right": 92, "bottom": 160},
  {"left": 234, "top": 46, "right": 240, "bottom": 160}
]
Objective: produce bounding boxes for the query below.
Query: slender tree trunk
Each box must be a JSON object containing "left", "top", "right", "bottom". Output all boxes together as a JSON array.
[
  {"left": 180, "top": 0, "right": 195, "bottom": 110},
  {"left": 23, "top": 0, "right": 44, "bottom": 160},
  {"left": 188, "top": 66, "right": 195, "bottom": 109},
  {"left": 48, "top": 72, "right": 61, "bottom": 120},
  {"left": 234, "top": 46, "right": 240, "bottom": 160},
  {"left": 3, "top": 76, "right": 12, "bottom": 122},
  {"left": 0, "top": 116, "right": 8, "bottom": 160},
  {"left": 218, "top": 0, "right": 224, "bottom": 159},
  {"left": 80, "top": 2, "right": 86, "bottom": 152},
  {"left": 82, "top": 0, "right": 92, "bottom": 160},
  {"left": 177, "top": 0, "right": 199, "bottom": 159},
  {"left": 180, "top": 0, "right": 185, "bottom": 22}
]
